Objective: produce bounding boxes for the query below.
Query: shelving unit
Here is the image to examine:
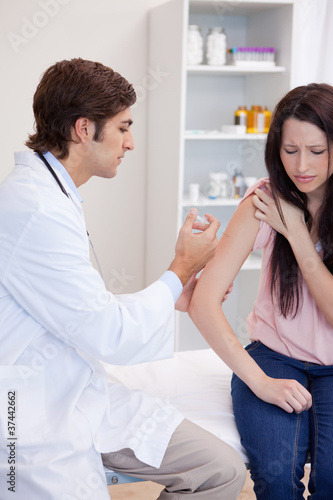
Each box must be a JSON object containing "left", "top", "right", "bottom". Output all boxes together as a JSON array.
[
  {"left": 184, "top": 131, "right": 267, "bottom": 139},
  {"left": 182, "top": 196, "right": 240, "bottom": 206},
  {"left": 147, "top": 0, "right": 295, "bottom": 350},
  {"left": 187, "top": 64, "right": 286, "bottom": 75}
]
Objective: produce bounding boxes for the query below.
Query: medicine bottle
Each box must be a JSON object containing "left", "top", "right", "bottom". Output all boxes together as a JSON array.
[
  {"left": 234, "top": 106, "right": 248, "bottom": 126},
  {"left": 206, "top": 27, "right": 227, "bottom": 66},
  {"left": 232, "top": 170, "right": 245, "bottom": 199},
  {"left": 263, "top": 106, "right": 271, "bottom": 133},
  {"left": 247, "top": 105, "right": 265, "bottom": 134},
  {"left": 187, "top": 25, "right": 204, "bottom": 65}
]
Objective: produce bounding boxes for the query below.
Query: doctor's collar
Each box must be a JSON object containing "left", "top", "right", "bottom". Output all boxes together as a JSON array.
[{"left": 37, "top": 151, "right": 83, "bottom": 203}]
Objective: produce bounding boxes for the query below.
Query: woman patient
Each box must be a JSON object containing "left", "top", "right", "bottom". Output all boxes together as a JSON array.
[{"left": 189, "top": 83, "right": 333, "bottom": 499}]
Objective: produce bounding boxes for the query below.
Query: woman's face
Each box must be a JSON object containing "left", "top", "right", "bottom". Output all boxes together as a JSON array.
[{"left": 280, "top": 118, "right": 332, "bottom": 202}]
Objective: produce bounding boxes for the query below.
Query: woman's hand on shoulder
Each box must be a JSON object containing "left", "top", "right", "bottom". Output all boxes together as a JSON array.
[{"left": 252, "top": 184, "right": 305, "bottom": 239}]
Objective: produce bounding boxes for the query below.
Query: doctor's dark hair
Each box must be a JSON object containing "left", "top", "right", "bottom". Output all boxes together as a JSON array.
[
  {"left": 265, "top": 82, "right": 333, "bottom": 318},
  {"left": 26, "top": 58, "right": 136, "bottom": 159}
]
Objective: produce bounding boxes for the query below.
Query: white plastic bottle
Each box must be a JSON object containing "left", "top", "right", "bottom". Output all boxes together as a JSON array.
[
  {"left": 187, "top": 25, "right": 204, "bottom": 65},
  {"left": 206, "top": 27, "right": 227, "bottom": 66}
]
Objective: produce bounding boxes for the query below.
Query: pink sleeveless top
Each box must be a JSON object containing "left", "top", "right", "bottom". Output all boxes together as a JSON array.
[{"left": 244, "top": 178, "right": 333, "bottom": 365}]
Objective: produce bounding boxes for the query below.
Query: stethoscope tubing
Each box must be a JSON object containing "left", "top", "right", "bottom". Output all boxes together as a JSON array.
[{"left": 37, "top": 152, "right": 104, "bottom": 280}]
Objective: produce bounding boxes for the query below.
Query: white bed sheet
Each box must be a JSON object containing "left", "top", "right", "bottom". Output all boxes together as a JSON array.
[{"left": 103, "top": 349, "right": 248, "bottom": 463}]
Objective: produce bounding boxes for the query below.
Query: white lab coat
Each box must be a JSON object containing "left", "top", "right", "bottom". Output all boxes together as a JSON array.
[{"left": 0, "top": 152, "right": 184, "bottom": 499}]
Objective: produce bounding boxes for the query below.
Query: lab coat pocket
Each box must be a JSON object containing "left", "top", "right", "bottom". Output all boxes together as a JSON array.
[{"left": 0, "top": 366, "right": 52, "bottom": 446}]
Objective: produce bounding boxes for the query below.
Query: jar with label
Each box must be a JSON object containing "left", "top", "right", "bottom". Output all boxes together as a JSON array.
[
  {"left": 187, "top": 25, "right": 204, "bottom": 65},
  {"left": 247, "top": 105, "right": 265, "bottom": 134},
  {"left": 234, "top": 106, "right": 248, "bottom": 127},
  {"left": 206, "top": 27, "right": 227, "bottom": 66}
]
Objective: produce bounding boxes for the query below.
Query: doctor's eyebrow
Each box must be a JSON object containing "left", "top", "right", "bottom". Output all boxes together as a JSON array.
[{"left": 121, "top": 119, "right": 133, "bottom": 126}]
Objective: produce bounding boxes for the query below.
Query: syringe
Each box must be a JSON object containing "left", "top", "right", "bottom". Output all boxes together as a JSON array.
[{"left": 195, "top": 214, "right": 225, "bottom": 237}]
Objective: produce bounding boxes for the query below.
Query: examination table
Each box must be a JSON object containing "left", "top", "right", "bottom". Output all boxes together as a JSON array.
[{"left": 102, "top": 348, "right": 247, "bottom": 485}]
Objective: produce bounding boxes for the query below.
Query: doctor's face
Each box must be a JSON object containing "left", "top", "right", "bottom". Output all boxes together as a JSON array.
[{"left": 88, "top": 107, "right": 135, "bottom": 179}]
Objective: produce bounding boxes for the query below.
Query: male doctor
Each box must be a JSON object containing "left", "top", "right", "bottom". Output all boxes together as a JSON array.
[{"left": 0, "top": 58, "right": 246, "bottom": 499}]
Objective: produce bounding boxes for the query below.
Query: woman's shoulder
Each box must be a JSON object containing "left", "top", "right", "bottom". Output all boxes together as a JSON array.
[
  {"left": 242, "top": 177, "right": 270, "bottom": 201},
  {"left": 241, "top": 177, "right": 273, "bottom": 251}
]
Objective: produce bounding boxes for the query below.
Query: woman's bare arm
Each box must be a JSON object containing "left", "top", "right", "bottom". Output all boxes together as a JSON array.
[{"left": 189, "top": 195, "right": 312, "bottom": 413}]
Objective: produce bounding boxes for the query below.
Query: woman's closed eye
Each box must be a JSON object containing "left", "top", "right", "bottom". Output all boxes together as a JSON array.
[
  {"left": 311, "top": 150, "right": 326, "bottom": 155},
  {"left": 283, "top": 148, "right": 326, "bottom": 155},
  {"left": 284, "top": 149, "right": 297, "bottom": 155}
]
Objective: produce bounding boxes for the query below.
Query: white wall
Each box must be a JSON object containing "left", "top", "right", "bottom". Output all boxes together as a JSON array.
[
  {"left": 0, "top": 0, "right": 168, "bottom": 293},
  {"left": 291, "top": 0, "right": 333, "bottom": 88}
]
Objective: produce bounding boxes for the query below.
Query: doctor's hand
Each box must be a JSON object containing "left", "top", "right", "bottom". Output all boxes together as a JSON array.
[
  {"left": 169, "top": 208, "right": 220, "bottom": 287},
  {"left": 175, "top": 274, "right": 197, "bottom": 312},
  {"left": 175, "top": 276, "right": 233, "bottom": 312}
]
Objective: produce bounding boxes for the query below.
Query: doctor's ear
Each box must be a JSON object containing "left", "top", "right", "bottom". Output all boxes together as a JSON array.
[{"left": 73, "top": 117, "right": 95, "bottom": 144}]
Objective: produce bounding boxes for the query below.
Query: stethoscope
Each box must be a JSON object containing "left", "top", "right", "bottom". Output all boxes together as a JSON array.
[{"left": 37, "top": 152, "right": 104, "bottom": 280}]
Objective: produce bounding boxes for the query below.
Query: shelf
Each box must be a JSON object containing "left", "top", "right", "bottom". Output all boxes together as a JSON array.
[
  {"left": 185, "top": 131, "right": 267, "bottom": 140},
  {"left": 189, "top": 1, "right": 294, "bottom": 16},
  {"left": 183, "top": 196, "right": 241, "bottom": 207},
  {"left": 187, "top": 65, "right": 286, "bottom": 76}
]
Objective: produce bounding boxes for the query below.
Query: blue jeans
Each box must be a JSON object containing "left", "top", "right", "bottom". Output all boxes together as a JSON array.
[{"left": 231, "top": 341, "right": 333, "bottom": 499}]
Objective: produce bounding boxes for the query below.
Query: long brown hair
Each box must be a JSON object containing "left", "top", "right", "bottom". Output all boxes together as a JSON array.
[
  {"left": 265, "top": 83, "right": 333, "bottom": 318},
  {"left": 26, "top": 58, "right": 136, "bottom": 159}
]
